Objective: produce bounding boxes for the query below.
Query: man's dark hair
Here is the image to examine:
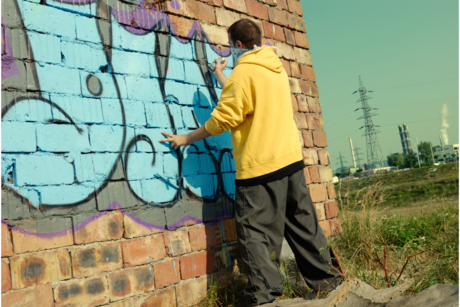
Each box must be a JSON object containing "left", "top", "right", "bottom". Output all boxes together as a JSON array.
[{"left": 228, "top": 19, "right": 262, "bottom": 48}]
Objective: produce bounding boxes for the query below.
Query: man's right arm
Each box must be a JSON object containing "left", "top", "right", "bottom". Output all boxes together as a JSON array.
[{"left": 212, "top": 58, "right": 228, "bottom": 88}]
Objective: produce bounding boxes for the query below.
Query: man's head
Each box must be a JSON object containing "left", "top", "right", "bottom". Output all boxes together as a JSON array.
[{"left": 228, "top": 19, "right": 262, "bottom": 49}]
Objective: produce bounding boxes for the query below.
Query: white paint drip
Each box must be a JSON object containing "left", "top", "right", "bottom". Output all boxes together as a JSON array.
[{"left": 173, "top": 261, "right": 177, "bottom": 275}]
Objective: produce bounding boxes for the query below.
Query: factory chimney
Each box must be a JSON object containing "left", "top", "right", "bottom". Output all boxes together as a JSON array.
[
  {"left": 403, "top": 124, "right": 413, "bottom": 153},
  {"left": 398, "top": 125, "right": 408, "bottom": 154},
  {"left": 349, "top": 137, "right": 357, "bottom": 168}
]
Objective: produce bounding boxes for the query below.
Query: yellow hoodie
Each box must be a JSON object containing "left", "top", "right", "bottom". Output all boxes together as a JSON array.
[{"left": 204, "top": 45, "right": 303, "bottom": 180}]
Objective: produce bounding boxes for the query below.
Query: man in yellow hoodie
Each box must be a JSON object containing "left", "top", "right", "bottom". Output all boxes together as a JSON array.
[{"left": 160, "top": 19, "right": 341, "bottom": 305}]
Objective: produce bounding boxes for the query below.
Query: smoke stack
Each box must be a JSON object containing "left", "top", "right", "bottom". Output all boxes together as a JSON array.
[
  {"left": 441, "top": 103, "right": 449, "bottom": 145},
  {"left": 349, "top": 137, "right": 357, "bottom": 168},
  {"left": 403, "top": 124, "right": 413, "bottom": 153},
  {"left": 398, "top": 125, "right": 407, "bottom": 154}
]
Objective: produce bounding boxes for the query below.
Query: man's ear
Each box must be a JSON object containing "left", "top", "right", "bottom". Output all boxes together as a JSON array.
[{"left": 235, "top": 40, "right": 244, "bottom": 48}]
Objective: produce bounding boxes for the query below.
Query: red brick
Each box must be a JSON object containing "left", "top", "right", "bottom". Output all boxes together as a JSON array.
[
  {"left": 188, "top": 224, "right": 223, "bottom": 252},
  {"left": 300, "top": 80, "right": 319, "bottom": 97},
  {"left": 108, "top": 265, "right": 155, "bottom": 301},
  {"left": 276, "top": 0, "right": 288, "bottom": 10},
  {"left": 288, "top": 13, "right": 306, "bottom": 32},
  {"left": 308, "top": 184, "right": 328, "bottom": 203},
  {"left": 307, "top": 97, "right": 321, "bottom": 113},
  {"left": 74, "top": 210, "right": 123, "bottom": 244},
  {"left": 263, "top": 22, "right": 285, "bottom": 42},
  {"left": 167, "top": 15, "right": 194, "bottom": 38},
  {"left": 297, "top": 95, "right": 308, "bottom": 112},
  {"left": 303, "top": 167, "right": 311, "bottom": 184},
  {"left": 154, "top": 258, "right": 181, "bottom": 289},
  {"left": 325, "top": 201, "right": 339, "bottom": 219},
  {"left": 11, "top": 218, "right": 73, "bottom": 254},
  {"left": 214, "top": 243, "right": 240, "bottom": 270},
  {"left": 293, "top": 112, "right": 307, "bottom": 129},
  {"left": 164, "top": 229, "right": 192, "bottom": 257},
  {"left": 165, "top": 0, "right": 216, "bottom": 24},
  {"left": 315, "top": 203, "right": 326, "bottom": 221},
  {"left": 319, "top": 166, "right": 333, "bottom": 183},
  {"left": 2, "top": 260, "right": 11, "bottom": 293},
  {"left": 215, "top": 7, "right": 241, "bottom": 28},
  {"left": 329, "top": 218, "right": 342, "bottom": 236},
  {"left": 199, "top": 0, "right": 223, "bottom": 6},
  {"left": 136, "top": 287, "right": 176, "bottom": 307},
  {"left": 312, "top": 131, "right": 327, "bottom": 147},
  {"left": 300, "top": 65, "right": 316, "bottom": 82},
  {"left": 10, "top": 249, "right": 71, "bottom": 289},
  {"left": 275, "top": 41, "right": 296, "bottom": 60},
  {"left": 327, "top": 183, "right": 337, "bottom": 199},
  {"left": 1, "top": 284, "right": 54, "bottom": 307},
  {"left": 287, "top": 0, "right": 303, "bottom": 15},
  {"left": 54, "top": 276, "right": 109, "bottom": 306},
  {"left": 260, "top": 0, "right": 276, "bottom": 5},
  {"left": 180, "top": 250, "right": 215, "bottom": 279},
  {"left": 1, "top": 223, "right": 13, "bottom": 257},
  {"left": 223, "top": 0, "right": 247, "bottom": 13},
  {"left": 306, "top": 113, "right": 324, "bottom": 130},
  {"left": 294, "top": 46, "right": 312, "bottom": 65},
  {"left": 302, "top": 148, "right": 318, "bottom": 165},
  {"left": 294, "top": 31, "right": 309, "bottom": 49},
  {"left": 290, "top": 62, "right": 301, "bottom": 78},
  {"left": 281, "top": 59, "right": 291, "bottom": 76},
  {"left": 222, "top": 219, "right": 237, "bottom": 242},
  {"left": 318, "top": 149, "right": 331, "bottom": 165},
  {"left": 123, "top": 213, "right": 164, "bottom": 239},
  {"left": 200, "top": 23, "right": 229, "bottom": 46},
  {"left": 121, "top": 234, "right": 166, "bottom": 268},
  {"left": 319, "top": 220, "right": 332, "bottom": 237},
  {"left": 71, "top": 242, "right": 122, "bottom": 278},
  {"left": 246, "top": 0, "right": 269, "bottom": 20},
  {"left": 308, "top": 167, "right": 321, "bottom": 183},
  {"left": 302, "top": 131, "right": 313, "bottom": 148},
  {"left": 291, "top": 94, "right": 298, "bottom": 111},
  {"left": 288, "top": 77, "right": 301, "bottom": 93},
  {"left": 268, "top": 7, "right": 289, "bottom": 26},
  {"left": 284, "top": 28, "right": 295, "bottom": 45},
  {"left": 175, "top": 275, "right": 209, "bottom": 307},
  {"left": 298, "top": 130, "right": 304, "bottom": 147}
]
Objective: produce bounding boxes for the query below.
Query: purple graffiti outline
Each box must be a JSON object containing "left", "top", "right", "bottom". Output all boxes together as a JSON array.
[
  {"left": 1, "top": 200, "right": 232, "bottom": 238},
  {"left": 1, "top": 17, "right": 20, "bottom": 80}
]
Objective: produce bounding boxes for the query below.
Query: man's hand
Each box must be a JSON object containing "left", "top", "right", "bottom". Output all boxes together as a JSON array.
[
  {"left": 159, "top": 132, "right": 190, "bottom": 150},
  {"left": 212, "top": 58, "right": 228, "bottom": 88}
]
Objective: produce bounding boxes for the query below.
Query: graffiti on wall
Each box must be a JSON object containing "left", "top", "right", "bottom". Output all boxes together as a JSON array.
[{"left": 1, "top": 0, "right": 238, "bottom": 233}]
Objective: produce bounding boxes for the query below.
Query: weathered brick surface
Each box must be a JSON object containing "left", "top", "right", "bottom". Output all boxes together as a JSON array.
[
  {"left": 329, "top": 218, "right": 342, "bottom": 236},
  {"left": 1, "top": 284, "right": 54, "bottom": 307},
  {"left": 318, "top": 149, "right": 331, "bottom": 165},
  {"left": 71, "top": 242, "right": 123, "bottom": 278},
  {"left": 290, "top": 62, "right": 301, "bottom": 79},
  {"left": 298, "top": 130, "right": 304, "bottom": 147},
  {"left": 108, "top": 265, "right": 155, "bottom": 301},
  {"left": 312, "top": 131, "right": 327, "bottom": 147},
  {"left": 268, "top": 7, "right": 289, "bottom": 26},
  {"left": 319, "top": 220, "right": 332, "bottom": 237},
  {"left": 222, "top": 219, "right": 237, "bottom": 242},
  {"left": 307, "top": 184, "right": 328, "bottom": 203},
  {"left": 2, "top": 259, "right": 11, "bottom": 293},
  {"left": 223, "top": 0, "right": 248, "bottom": 13},
  {"left": 215, "top": 7, "right": 241, "bottom": 28},
  {"left": 300, "top": 65, "right": 316, "bottom": 82},
  {"left": 307, "top": 97, "right": 322, "bottom": 113},
  {"left": 165, "top": 0, "right": 216, "bottom": 24},
  {"left": 294, "top": 31, "right": 309, "bottom": 49},
  {"left": 302, "top": 131, "right": 314, "bottom": 148},
  {"left": 289, "top": 77, "right": 302, "bottom": 94},
  {"left": 308, "top": 167, "right": 320, "bottom": 184},
  {"left": 297, "top": 95, "right": 308, "bottom": 112},
  {"left": 10, "top": 248, "right": 71, "bottom": 289},
  {"left": 180, "top": 250, "right": 215, "bottom": 279},
  {"left": 199, "top": 0, "right": 223, "bottom": 6},
  {"left": 281, "top": 59, "right": 291, "bottom": 76},
  {"left": 319, "top": 166, "right": 333, "bottom": 183},
  {"left": 246, "top": 0, "right": 269, "bottom": 20},
  {"left": 303, "top": 167, "right": 312, "bottom": 184},
  {"left": 288, "top": 13, "right": 306, "bottom": 32},
  {"left": 284, "top": 28, "right": 295, "bottom": 45},
  {"left": 122, "top": 234, "right": 166, "bottom": 268},
  {"left": 54, "top": 276, "right": 109, "bottom": 306},
  {"left": 167, "top": 15, "right": 194, "bottom": 38},
  {"left": 287, "top": 0, "right": 303, "bottom": 15},
  {"left": 123, "top": 213, "right": 164, "bottom": 239},
  {"left": 291, "top": 94, "right": 299, "bottom": 111},
  {"left": 137, "top": 287, "right": 176, "bottom": 307},
  {"left": 188, "top": 224, "right": 223, "bottom": 252},
  {"left": 303, "top": 148, "right": 318, "bottom": 165},
  {"left": 175, "top": 275, "right": 209, "bottom": 307},
  {"left": 315, "top": 203, "right": 326, "bottom": 221},
  {"left": 327, "top": 183, "right": 337, "bottom": 199},
  {"left": 276, "top": 0, "right": 288, "bottom": 10},
  {"left": 164, "top": 230, "right": 192, "bottom": 257},
  {"left": 263, "top": 22, "right": 285, "bottom": 42},
  {"left": 325, "top": 201, "right": 339, "bottom": 219},
  {"left": 300, "top": 80, "right": 319, "bottom": 97},
  {"left": 1, "top": 224, "right": 13, "bottom": 257},
  {"left": 73, "top": 210, "right": 123, "bottom": 244},
  {"left": 275, "top": 41, "right": 296, "bottom": 60},
  {"left": 306, "top": 113, "right": 324, "bottom": 130},
  {"left": 153, "top": 258, "right": 181, "bottom": 289},
  {"left": 11, "top": 218, "right": 73, "bottom": 254},
  {"left": 293, "top": 112, "right": 308, "bottom": 129},
  {"left": 200, "top": 23, "right": 229, "bottom": 46}
]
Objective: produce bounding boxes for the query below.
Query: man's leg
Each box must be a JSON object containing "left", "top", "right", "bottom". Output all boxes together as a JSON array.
[
  {"left": 234, "top": 181, "right": 288, "bottom": 305},
  {"left": 284, "top": 169, "right": 342, "bottom": 293}
]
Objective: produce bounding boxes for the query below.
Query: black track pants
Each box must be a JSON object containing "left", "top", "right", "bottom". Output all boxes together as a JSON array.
[{"left": 235, "top": 169, "right": 341, "bottom": 305}]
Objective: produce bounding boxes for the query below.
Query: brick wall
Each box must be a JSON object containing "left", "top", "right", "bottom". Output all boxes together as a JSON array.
[{"left": 1, "top": 0, "right": 340, "bottom": 305}]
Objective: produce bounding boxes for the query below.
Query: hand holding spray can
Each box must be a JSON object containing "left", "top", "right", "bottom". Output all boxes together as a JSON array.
[{"left": 209, "top": 58, "right": 226, "bottom": 72}]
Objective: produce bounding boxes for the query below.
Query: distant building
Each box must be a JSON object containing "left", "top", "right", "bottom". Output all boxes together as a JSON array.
[{"left": 433, "top": 144, "right": 459, "bottom": 161}]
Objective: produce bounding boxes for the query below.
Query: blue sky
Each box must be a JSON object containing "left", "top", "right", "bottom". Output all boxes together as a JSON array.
[{"left": 300, "top": 0, "right": 458, "bottom": 170}]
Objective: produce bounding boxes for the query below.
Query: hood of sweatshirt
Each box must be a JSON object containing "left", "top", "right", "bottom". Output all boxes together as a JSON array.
[{"left": 236, "top": 45, "right": 282, "bottom": 73}]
